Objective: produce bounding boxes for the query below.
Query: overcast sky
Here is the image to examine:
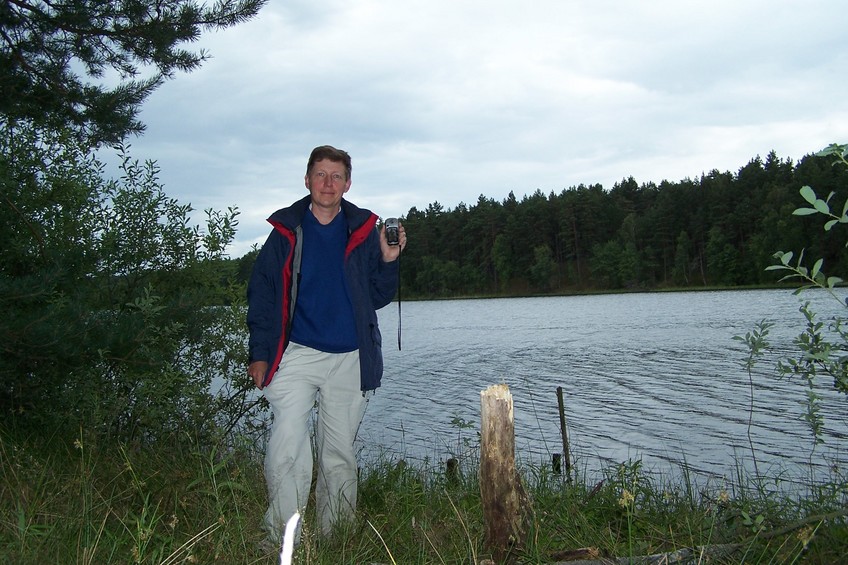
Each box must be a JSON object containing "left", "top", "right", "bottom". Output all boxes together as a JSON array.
[{"left": 115, "top": 0, "right": 848, "bottom": 257}]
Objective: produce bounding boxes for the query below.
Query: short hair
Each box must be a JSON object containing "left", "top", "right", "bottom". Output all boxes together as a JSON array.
[{"left": 306, "top": 145, "right": 352, "bottom": 180}]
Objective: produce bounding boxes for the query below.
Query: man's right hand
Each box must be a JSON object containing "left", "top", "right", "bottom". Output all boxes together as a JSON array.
[{"left": 248, "top": 360, "right": 269, "bottom": 389}]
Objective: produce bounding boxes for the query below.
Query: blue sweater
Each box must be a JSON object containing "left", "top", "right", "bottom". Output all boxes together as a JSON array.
[{"left": 289, "top": 208, "right": 358, "bottom": 352}]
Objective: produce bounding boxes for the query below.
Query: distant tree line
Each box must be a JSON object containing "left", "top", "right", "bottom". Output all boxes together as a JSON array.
[{"left": 382, "top": 151, "right": 848, "bottom": 297}]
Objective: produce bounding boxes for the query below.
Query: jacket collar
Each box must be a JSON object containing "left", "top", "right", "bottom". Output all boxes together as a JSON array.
[{"left": 268, "top": 195, "right": 372, "bottom": 234}]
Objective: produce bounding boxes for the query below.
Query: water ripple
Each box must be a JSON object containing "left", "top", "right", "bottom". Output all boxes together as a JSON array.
[{"left": 359, "top": 290, "right": 848, "bottom": 488}]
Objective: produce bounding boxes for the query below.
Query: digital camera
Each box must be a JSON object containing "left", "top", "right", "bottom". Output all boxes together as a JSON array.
[{"left": 385, "top": 217, "right": 400, "bottom": 246}]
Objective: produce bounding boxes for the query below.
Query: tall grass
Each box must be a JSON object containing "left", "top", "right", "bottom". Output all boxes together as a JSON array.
[
  {"left": 0, "top": 424, "right": 267, "bottom": 564},
  {"left": 1, "top": 422, "right": 846, "bottom": 564}
]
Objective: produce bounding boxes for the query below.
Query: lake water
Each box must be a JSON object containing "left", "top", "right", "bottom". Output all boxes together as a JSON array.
[{"left": 356, "top": 289, "right": 848, "bottom": 488}]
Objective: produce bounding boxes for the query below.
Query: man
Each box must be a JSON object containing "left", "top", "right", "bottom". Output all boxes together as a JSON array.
[{"left": 246, "top": 145, "right": 406, "bottom": 547}]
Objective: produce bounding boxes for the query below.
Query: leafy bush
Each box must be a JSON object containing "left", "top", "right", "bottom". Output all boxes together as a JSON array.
[{"left": 0, "top": 122, "right": 259, "bottom": 445}]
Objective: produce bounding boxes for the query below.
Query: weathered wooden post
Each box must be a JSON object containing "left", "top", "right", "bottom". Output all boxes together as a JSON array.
[
  {"left": 556, "top": 386, "right": 572, "bottom": 481},
  {"left": 480, "top": 384, "right": 529, "bottom": 564}
]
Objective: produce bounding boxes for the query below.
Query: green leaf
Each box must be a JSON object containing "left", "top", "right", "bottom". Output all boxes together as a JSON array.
[
  {"left": 799, "top": 185, "right": 817, "bottom": 204},
  {"left": 814, "top": 199, "right": 831, "bottom": 214},
  {"left": 793, "top": 207, "right": 819, "bottom": 216},
  {"left": 827, "top": 276, "right": 843, "bottom": 288},
  {"left": 811, "top": 258, "right": 823, "bottom": 279},
  {"left": 826, "top": 191, "right": 836, "bottom": 205},
  {"left": 825, "top": 219, "right": 838, "bottom": 231}
]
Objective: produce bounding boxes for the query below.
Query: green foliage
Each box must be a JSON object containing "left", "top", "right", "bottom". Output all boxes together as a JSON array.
[
  {"left": 492, "top": 232, "right": 514, "bottom": 291},
  {"left": 672, "top": 230, "right": 691, "bottom": 285},
  {"left": 589, "top": 240, "right": 625, "bottom": 288},
  {"left": 779, "top": 303, "right": 829, "bottom": 443},
  {"left": 706, "top": 225, "right": 741, "bottom": 285},
  {"left": 414, "top": 255, "right": 482, "bottom": 297},
  {"left": 385, "top": 148, "right": 848, "bottom": 297},
  {"left": 3, "top": 416, "right": 847, "bottom": 564},
  {"left": 0, "top": 123, "right": 258, "bottom": 444},
  {"left": 528, "top": 244, "right": 555, "bottom": 291},
  {"left": 0, "top": 427, "right": 261, "bottom": 564},
  {"left": 0, "top": 0, "right": 266, "bottom": 145},
  {"left": 0, "top": 0, "right": 266, "bottom": 443},
  {"left": 733, "top": 320, "right": 774, "bottom": 477},
  {"left": 740, "top": 143, "right": 848, "bottom": 446}
]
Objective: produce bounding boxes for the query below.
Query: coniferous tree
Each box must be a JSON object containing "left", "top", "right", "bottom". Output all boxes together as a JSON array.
[
  {"left": 0, "top": 0, "right": 266, "bottom": 145},
  {"left": 529, "top": 244, "right": 555, "bottom": 291}
]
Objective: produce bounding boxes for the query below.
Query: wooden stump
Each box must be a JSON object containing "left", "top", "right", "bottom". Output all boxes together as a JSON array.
[{"left": 480, "top": 384, "right": 529, "bottom": 564}]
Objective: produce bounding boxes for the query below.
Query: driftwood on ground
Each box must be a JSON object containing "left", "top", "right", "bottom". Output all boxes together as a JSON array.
[{"left": 544, "top": 543, "right": 738, "bottom": 564}]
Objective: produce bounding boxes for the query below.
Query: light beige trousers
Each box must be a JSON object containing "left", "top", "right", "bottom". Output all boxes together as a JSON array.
[{"left": 262, "top": 343, "right": 367, "bottom": 542}]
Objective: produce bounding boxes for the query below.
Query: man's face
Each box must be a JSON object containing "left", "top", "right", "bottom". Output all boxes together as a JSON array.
[{"left": 304, "top": 158, "right": 351, "bottom": 212}]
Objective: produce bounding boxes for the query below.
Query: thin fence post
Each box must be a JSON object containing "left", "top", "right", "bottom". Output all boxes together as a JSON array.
[{"left": 556, "top": 386, "right": 572, "bottom": 481}]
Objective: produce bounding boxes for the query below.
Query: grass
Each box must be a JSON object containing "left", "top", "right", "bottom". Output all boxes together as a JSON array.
[{"left": 1, "top": 423, "right": 846, "bottom": 564}]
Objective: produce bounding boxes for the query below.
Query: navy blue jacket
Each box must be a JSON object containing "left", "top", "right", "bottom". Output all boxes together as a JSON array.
[{"left": 247, "top": 196, "right": 399, "bottom": 390}]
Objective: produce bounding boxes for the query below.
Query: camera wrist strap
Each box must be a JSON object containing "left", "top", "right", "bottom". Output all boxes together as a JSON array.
[{"left": 396, "top": 254, "right": 402, "bottom": 351}]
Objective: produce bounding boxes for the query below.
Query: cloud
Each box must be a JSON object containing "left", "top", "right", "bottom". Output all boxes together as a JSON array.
[{"left": 109, "top": 0, "right": 848, "bottom": 256}]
